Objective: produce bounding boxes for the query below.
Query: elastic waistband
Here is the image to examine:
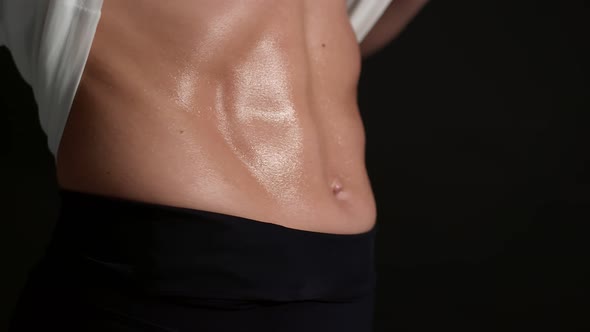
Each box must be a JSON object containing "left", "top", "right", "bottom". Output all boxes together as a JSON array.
[{"left": 49, "top": 189, "right": 378, "bottom": 303}]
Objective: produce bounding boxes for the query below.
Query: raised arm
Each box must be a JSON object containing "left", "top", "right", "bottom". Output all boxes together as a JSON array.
[{"left": 360, "top": 0, "right": 430, "bottom": 58}]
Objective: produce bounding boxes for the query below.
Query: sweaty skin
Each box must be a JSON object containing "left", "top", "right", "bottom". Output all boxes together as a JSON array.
[{"left": 56, "top": 0, "right": 377, "bottom": 234}]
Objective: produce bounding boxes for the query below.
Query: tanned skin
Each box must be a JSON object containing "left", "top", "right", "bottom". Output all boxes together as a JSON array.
[{"left": 57, "top": 0, "right": 429, "bottom": 234}]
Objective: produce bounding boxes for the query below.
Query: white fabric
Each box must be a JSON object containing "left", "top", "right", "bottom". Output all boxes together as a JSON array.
[
  {"left": 347, "top": 0, "right": 393, "bottom": 42},
  {"left": 1, "top": 0, "right": 103, "bottom": 161},
  {"left": 0, "top": 0, "right": 392, "bottom": 162}
]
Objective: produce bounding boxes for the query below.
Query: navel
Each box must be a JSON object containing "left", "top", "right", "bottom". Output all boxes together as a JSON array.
[{"left": 331, "top": 179, "right": 347, "bottom": 199}]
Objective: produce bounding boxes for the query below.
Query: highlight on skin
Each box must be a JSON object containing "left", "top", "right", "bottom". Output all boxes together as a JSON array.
[
  {"left": 214, "top": 34, "right": 305, "bottom": 206},
  {"left": 172, "top": 69, "right": 197, "bottom": 112}
]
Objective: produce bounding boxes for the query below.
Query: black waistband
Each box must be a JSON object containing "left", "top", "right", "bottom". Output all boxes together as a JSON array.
[{"left": 48, "top": 189, "right": 378, "bottom": 303}]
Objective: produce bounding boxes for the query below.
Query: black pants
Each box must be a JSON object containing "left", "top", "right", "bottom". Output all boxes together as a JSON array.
[{"left": 9, "top": 189, "right": 377, "bottom": 331}]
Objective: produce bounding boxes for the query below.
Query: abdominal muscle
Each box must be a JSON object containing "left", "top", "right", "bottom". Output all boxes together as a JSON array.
[{"left": 56, "top": 0, "right": 377, "bottom": 234}]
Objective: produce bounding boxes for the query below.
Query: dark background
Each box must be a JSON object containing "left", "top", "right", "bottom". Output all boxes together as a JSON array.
[{"left": 2, "top": 1, "right": 588, "bottom": 331}]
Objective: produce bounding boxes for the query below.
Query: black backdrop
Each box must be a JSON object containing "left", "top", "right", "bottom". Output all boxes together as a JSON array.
[{"left": 2, "top": 1, "right": 588, "bottom": 331}]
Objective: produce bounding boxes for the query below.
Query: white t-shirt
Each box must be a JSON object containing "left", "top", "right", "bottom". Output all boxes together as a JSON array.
[{"left": 0, "top": 0, "right": 392, "bottom": 161}]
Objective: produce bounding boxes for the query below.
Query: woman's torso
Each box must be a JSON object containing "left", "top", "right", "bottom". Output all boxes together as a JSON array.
[{"left": 56, "top": 0, "right": 377, "bottom": 234}]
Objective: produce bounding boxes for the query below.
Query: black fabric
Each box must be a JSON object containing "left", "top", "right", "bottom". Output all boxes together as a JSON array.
[{"left": 8, "top": 189, "right": 378, "bottom": 331}]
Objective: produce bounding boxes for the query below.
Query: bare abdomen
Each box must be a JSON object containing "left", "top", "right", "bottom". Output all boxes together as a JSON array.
[{"left": 56, "top": 0, "right": 376, "bottom": 234}]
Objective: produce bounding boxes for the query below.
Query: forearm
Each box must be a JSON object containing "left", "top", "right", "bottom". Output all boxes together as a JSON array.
[{"left": 360, "top": 0, "right": 430, "bottom": 58}]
